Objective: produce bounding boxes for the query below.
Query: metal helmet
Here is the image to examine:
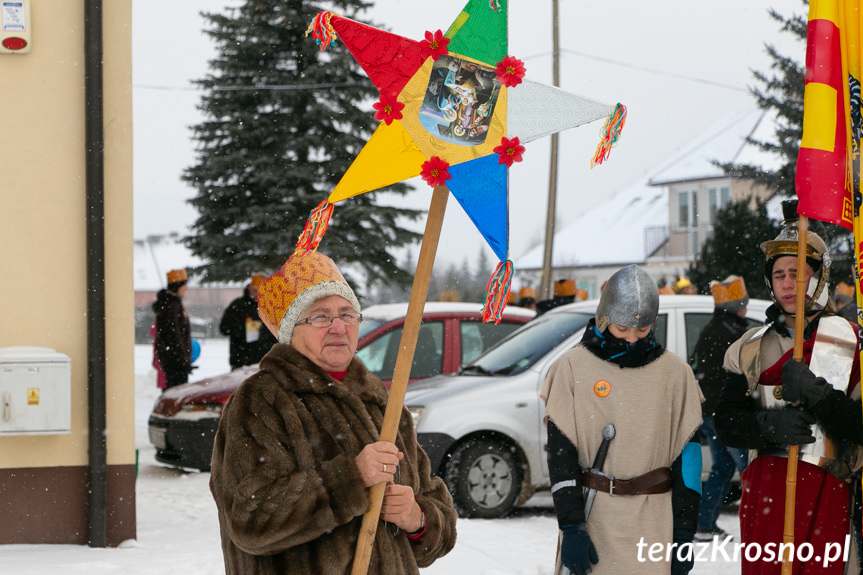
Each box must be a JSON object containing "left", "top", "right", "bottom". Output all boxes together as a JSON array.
[
  {"left": 595, "top": 265, "right": 659, "bottom": 332},
  {"left": 760, "top": 199, "right": 833, "bottom": 314}
]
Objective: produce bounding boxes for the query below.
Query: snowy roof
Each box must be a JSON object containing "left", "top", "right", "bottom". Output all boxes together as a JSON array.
[
  {"left": 514, "top": 176, "right": 667, "bottom": 269},
  {"left": 648, "top": 109, "right": 780, "bottom": 185},
  {"left": 514, "top": 109, "right": 779, "bottom": 270}
]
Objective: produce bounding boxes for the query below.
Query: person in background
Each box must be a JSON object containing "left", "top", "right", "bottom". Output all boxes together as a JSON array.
[
  {"left": 517, "top": 286, "right": 537, "bottom": 310},
  {"left": 219, "top": 273, "right": 277, "bottom": 369},
  {"left": 150, "top": 321, "right": 167, "bottom": 390},
  {"left": 153, "top": 268, "right": 193, "bottom": 390},
  {"left": 541, "top": 264, "right": 703, "bottom": 575},
  {"left": 209, "top": 250, "right": 457, "bottom": 574},
  {"left": 834, "top": 280, "right": 858, "bottom": 323},
  {"left": 693, "top": 275, "right": 750, "bottom": 541},
  {"left": 714, "top": 202, "right": 863, "bottom": 575},
  {"left": 673, "top": 276, "right": 697, "bottom": 295},
  {"left": 535, "top": 278, "right": 577, "bottom": 316}
]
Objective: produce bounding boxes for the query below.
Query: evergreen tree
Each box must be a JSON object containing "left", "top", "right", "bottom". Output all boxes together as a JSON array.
[
  {"left": 182, "top": 1, "right": 423, "bottom": 287},
  {"left": 716, "top": 1, "right": 853, "bottom": 276},
  {"left": 688, "top": 199, "right": 781, "bottom": 300}
]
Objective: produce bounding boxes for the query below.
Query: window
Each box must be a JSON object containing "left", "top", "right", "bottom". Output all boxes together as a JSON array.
[
  {"left": 678, "top": 191, "right": 689, "bottom": 227},
  {"left": 355, "top": 321, "right": 444, "bottom": 381},
  {"left": 708, "top": 186, "right": 731, "bottom": 222},
  {"left": 653, "top": 313, "right": 668, "bottom": 349},
  {"left": 460, "top": 320, "right": 524, "bottom": 366}
]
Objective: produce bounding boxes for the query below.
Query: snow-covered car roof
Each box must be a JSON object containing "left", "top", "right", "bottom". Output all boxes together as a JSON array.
[{"left": 362, "top": 301, "right": 536, "bottom": 321}]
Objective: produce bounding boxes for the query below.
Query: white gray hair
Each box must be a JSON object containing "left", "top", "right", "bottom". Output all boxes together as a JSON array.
[{"left": 277, "top": 281, "right": 361, "bottom": 344}]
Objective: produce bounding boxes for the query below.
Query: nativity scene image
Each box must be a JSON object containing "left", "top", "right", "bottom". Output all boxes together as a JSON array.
[{"left": 420, "top": 55, "right": 500, "bottom": 145}]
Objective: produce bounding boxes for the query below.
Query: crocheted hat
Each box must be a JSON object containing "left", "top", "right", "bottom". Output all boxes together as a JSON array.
[{"left": 257, "top": 251, "right": 360, "bottom": 344}]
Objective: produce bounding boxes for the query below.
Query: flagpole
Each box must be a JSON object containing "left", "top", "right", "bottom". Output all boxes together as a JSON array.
[
  {"left": 780, "top": 214, "right": 808, "bottom": 575},
  {"left": 351, "top": 184, "right": 448, "bottom": 575}
]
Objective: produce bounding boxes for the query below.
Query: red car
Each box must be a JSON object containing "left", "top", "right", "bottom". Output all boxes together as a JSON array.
[{"left": 148, "top": 302, "right": 535, "bottom": 471}]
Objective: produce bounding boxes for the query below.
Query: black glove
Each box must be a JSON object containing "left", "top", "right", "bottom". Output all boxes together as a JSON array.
[
  {"left": 781, "top": 360, "right": 831, "bottom": 407},
  {"left": 755, "top": 407, "right": 816, "bottom": 445},
  {"left": 560, "top": 523, "right": 598, "bottom": 575},
  {"left": 671, "top": 529, "right": 695, "bottom": 575}
]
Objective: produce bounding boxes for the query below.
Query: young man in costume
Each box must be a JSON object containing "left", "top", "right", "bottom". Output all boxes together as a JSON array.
[
  {"left": 714, "top": 203, "right": 863, "bottom": 575},
  {"left": 693, "top": 275, "right": 751, "bottom": 540},
  {"left": 209, "top": 250, "right": 457, "bottom": 575},
  {"left": 541, "top": 264, "right": 704, "bottom": 575}
]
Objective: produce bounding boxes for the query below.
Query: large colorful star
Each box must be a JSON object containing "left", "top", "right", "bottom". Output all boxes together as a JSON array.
[{"left": 301, "top": 0, "right": 625, "bottom": 320}]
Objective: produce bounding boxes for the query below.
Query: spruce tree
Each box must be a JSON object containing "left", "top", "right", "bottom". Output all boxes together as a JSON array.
[
  {"left": 182, "top": 1, "right": 423, "bottom": 288},
  {"left": 688, "top": 199, "right": 781, "bottom": 300},
  {"left": 716, "top": 1, "right": 853, "bottom": 277}
]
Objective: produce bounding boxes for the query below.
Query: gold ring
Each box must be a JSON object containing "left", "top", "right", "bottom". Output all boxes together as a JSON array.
[{"left": 382, "top": 464, "right": 387, "bottom": 473}]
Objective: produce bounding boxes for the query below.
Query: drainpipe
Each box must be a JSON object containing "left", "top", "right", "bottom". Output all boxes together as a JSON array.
[{"left": 84, "top": 0, "right": 107, "bottom": 548}]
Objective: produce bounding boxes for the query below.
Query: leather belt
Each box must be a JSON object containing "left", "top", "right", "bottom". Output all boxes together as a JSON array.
[{"left": 580, "top": 467, "right": 672, "bottom": 496}]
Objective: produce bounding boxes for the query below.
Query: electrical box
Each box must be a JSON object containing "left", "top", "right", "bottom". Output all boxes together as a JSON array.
[
  {"left": 0, "top": 0, "right": 31, "bottom": 54},
  {"left": 0, "top": 347, "right": 71, "bottom": 435}
]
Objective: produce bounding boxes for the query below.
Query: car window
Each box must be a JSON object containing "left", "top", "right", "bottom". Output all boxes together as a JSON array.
[
  {"left": 685, "top": 311, "right": 765, "bottom": 370},
  {"left": 653, "top": 313, "right": 668, "bottom": 349},
  {"left": 358, "top": 319, "right": 386, "bottom": 339},
  {"left": 465, "top": 312, "right": 593, "bottom": 376},
  {"left": 356, "top": 321, "right": 444, "bottom": 380},
  {"left": 683, "top": 312, "right": 712, "bottom": 368},
  {"left": 460, "top": 320, "right": 524, "bottom": 365}
]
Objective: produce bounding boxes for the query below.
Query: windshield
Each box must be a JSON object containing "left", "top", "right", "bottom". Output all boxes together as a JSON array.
[{"left": 463, "top": 312, "right": 593, "bottom": 376}]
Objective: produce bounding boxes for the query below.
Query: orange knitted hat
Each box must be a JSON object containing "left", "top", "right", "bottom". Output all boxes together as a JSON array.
[{"left": 257, "top": 251, "right": 360, "bottom": 343}]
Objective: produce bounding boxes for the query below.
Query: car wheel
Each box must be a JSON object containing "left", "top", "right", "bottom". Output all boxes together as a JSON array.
[{"left": 444, "top": 436, "right": 523, "bottom": 519}]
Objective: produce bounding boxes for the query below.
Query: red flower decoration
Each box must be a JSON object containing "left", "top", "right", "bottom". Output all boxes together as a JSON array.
[
  {"left": 420, "top": 156, "right": 452, "bottom": 187},
  {"left": 372, "top": 94, "right": 405, "bottom": 125},
  {"left": 493, "top": 137, "right": 526, "bottom": 168},
  {"left": 420, "top": 30, "right": 450, "bottom": 61},
  {"left": 495, "top": 56, "right": 526, "bottom": 88}
]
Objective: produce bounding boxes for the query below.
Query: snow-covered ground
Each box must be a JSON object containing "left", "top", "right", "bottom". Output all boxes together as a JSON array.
[{"left": 0, "top": 339, "right": 741, "bottom": 574}]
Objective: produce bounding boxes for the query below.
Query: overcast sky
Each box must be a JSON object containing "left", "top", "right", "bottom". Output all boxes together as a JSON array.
[{"left": 132, "top": 0, "right": 804, "bottom": 268}]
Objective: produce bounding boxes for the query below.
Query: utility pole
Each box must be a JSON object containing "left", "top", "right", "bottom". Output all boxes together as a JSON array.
[{"left": 540, "top": 0, "right": 560, "bottom": 300}]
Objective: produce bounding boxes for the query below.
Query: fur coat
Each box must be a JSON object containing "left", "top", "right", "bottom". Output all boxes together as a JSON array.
[{"left": 209, "top": 344, "right": 457, "bottom": 574}]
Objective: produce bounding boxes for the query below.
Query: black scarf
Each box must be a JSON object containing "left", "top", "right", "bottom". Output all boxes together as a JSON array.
[{"left": 580, "top": 318, "right": 665, "bottom": 368}]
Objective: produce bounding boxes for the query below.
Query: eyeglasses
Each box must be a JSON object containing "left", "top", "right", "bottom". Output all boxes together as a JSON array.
[{"left": 298, "top": 312, "right": 363, "bottom": 328}]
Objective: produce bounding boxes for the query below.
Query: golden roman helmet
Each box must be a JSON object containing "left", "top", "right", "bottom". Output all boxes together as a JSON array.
[{"left": 760, "top": 200, "right": 833, "bottom": 314}]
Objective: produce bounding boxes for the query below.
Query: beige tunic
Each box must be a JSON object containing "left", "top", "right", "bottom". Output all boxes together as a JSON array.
[{"left": 541, "top": 346, "right": 703, "bottom": 575}]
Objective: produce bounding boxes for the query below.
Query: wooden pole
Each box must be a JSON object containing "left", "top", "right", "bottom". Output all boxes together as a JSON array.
[
  {"left": 351, "top": 185, "right": 449, "bottom": 575},
  {"left": 781, "top": 214, "right": 808, "bottom": 575}
]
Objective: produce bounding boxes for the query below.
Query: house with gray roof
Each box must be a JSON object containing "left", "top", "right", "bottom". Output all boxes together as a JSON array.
[{"left": 513, "top": 109, "right": 779, "bottom": 299}]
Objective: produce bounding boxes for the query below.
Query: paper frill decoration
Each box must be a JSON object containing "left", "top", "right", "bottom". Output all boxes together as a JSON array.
[{"left": 295, "top": 2, "right": 626, "bottom": 322}]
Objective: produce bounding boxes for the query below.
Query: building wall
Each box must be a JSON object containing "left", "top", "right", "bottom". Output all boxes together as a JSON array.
[{"left": 0, "top": 0, "right": 135, "bottom": 545}]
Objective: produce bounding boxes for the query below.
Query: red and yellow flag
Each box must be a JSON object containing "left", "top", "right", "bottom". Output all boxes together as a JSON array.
[{"left": 796, "top": 0, "right": 855, "bottom": 230}]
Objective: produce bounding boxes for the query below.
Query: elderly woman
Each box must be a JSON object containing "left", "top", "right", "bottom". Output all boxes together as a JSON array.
[{"left": 209, "top": 250, "right": 457, "bottom": 575}]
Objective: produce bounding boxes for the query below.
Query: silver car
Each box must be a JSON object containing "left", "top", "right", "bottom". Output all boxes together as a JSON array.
[{"left": 404, "top": 294, "right": 770, "bottom": 518}]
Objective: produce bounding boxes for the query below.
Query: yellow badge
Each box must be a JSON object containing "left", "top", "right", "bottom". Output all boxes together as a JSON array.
[{"left": 593, "top": 380, "right": 611, "bottom": 398}]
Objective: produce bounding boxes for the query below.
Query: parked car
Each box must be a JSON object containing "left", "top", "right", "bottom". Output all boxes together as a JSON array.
[
  {"left": 404, "top": 295, "right": 771, "bottom": 518},
  {"left": 148, "top": 301, "right": 535, "bottom": 471}
]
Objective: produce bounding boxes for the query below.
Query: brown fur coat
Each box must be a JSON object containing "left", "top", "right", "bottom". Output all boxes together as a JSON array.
[{"left": 209, "top": 344, "right": 457, "bottom": 574}]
